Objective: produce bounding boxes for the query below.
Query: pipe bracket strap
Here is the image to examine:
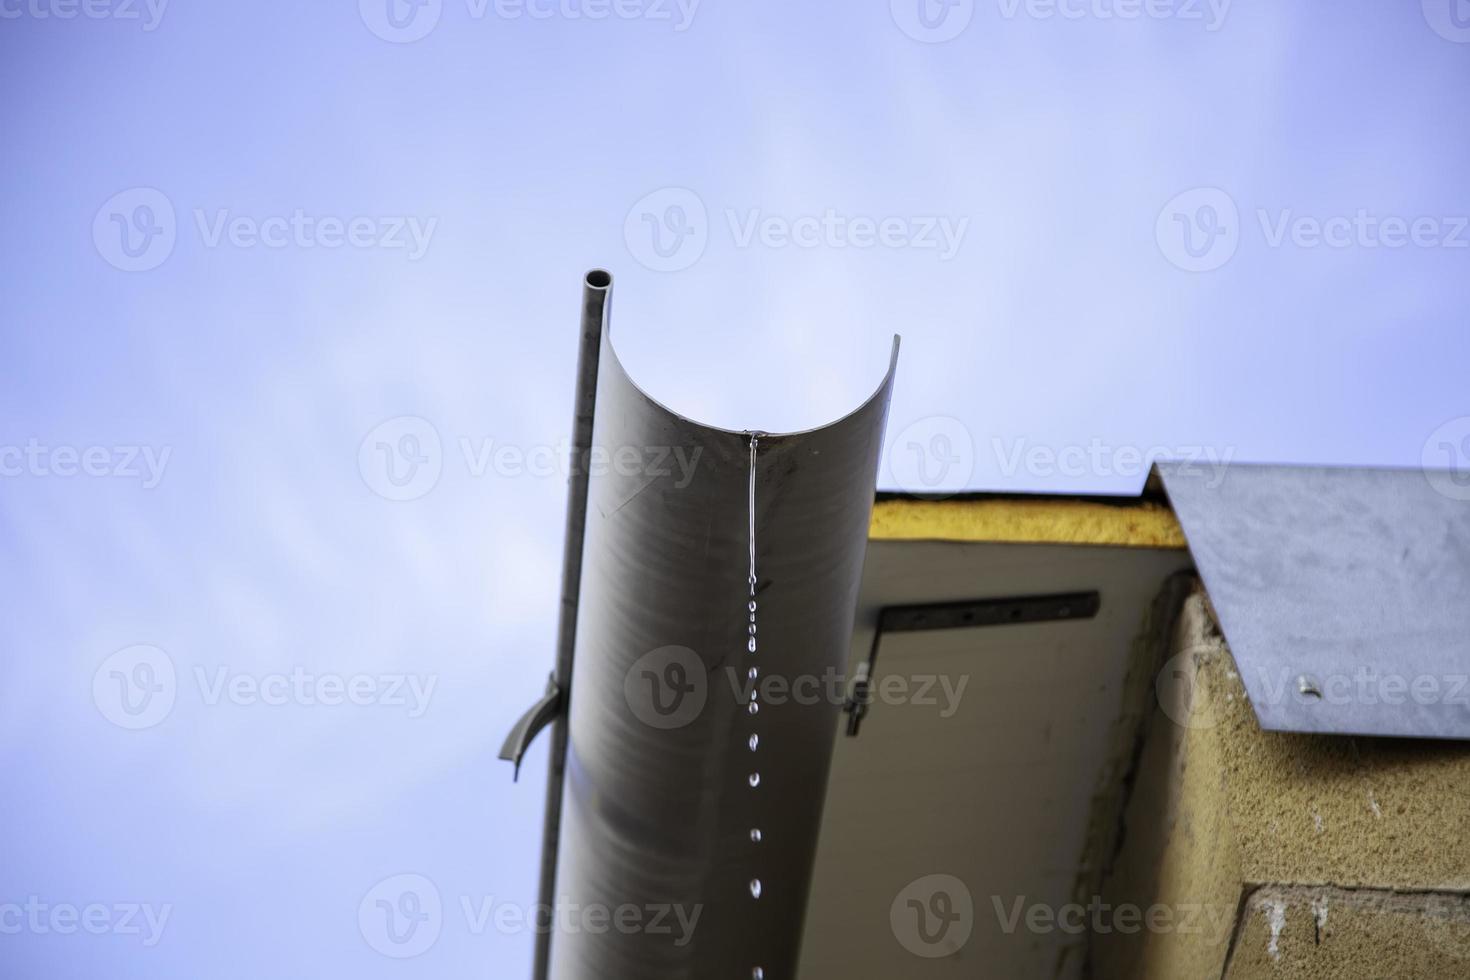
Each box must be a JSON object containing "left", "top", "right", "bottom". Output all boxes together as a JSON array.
[{"left": 500, "top": 672, "right": 563, "bottom": 781}]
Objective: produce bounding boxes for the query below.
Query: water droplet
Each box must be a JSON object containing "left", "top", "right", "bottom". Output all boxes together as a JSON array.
[
  {"left": 748, "top": 733, "right": 759, "bottom": 751},
  {"left": 750, "top": 828, "right": 762, "bottom": 842},
  {"left": 747, "top": 666, "right": 758, "bottom": 681},
  {"left": 748, "top": 623, "right": 757, "bottom": 635},
  {"left": 749, "top": 878, "right": 762, "bottom": 899},
  {"left": 748, "top": 701, "right": 759, "bottom": 716},
  {"left": 747, "top": 637, "right": 757, "bottom": 653},
  {"left": 748, "top": 772, "right": 760, "bottom": 788},
  {"left": 748, "top": 600, "right": 757, "bottom": 613},
  {"left": 752, "top": 967, "right": 765, "bottom": 979}
]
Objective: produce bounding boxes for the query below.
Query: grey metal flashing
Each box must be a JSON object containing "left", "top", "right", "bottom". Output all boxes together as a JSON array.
[
  {"left": 537, "top": 272, "right": 898, "bottom": 979},
  {"left": 1156, "top": 461, "right": 1470, "bottom": 739}
]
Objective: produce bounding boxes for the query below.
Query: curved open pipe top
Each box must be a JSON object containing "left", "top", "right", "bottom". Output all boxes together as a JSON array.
[{"left": 583, "top": 268, "right": 901, "bottom": 443}]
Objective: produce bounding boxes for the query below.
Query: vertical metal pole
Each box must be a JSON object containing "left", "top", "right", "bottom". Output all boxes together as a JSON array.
[{"left": 532, "top": 269, "right": 610, "bottom": 979}]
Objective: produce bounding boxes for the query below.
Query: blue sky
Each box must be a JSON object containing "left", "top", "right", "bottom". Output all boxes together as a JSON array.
[{"left": 1, "top": 1, "right": 1468, "bottom": 976}]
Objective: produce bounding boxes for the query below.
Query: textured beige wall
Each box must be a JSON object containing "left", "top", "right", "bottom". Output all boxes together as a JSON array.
[{"left": 1093, "top": 589, "right": 1470, "bottom": 978}]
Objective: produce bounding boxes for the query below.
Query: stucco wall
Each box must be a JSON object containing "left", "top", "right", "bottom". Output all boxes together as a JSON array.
[{"left": 1092, "top": 589, "right": 1470, "bottom": 978}]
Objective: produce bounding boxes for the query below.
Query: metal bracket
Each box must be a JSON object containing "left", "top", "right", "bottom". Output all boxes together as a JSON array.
[
  {"left": 499, "top": 672, "right": 563, "bottom": 781},
  {"left": 843, "top": 591, "right": 1101, "bottom": 737}
]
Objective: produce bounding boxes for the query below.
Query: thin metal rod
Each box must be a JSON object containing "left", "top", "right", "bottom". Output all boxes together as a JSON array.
[
  {"left": 747, "top": 433, "right": 759, "bottom": 590},
  {"left": 532, "top": 269, "right": 610, "bottom": 980}
]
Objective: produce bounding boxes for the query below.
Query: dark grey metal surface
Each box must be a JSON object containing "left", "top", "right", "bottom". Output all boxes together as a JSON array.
[
  {"left": 1158, "top": 461, "right": 1470, "bottom": 739},
  {"left": 547, "top": 280, "right": 898, "bottom": 979},
  {"left": 532, "top": 270, "right": 609, "bottom": 978}
]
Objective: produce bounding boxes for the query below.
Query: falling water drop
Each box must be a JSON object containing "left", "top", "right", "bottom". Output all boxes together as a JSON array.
[
  {"left": 746, "top": 435, "right": 764, "bottom": 980},
  {"left": 748, "top": 702, "right": 759, "bottom": 716}
]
